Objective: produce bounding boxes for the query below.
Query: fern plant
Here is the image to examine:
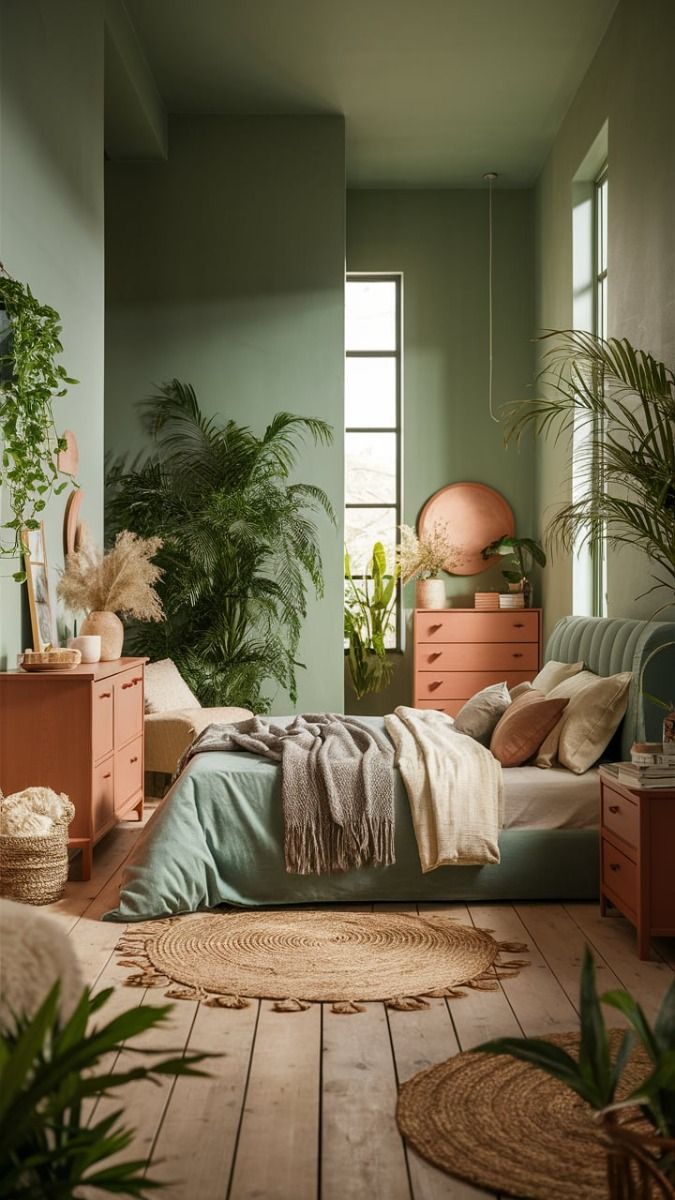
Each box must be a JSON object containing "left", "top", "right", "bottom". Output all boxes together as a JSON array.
[
  {"left": 106, "top": 381, "right": 334, "bottom": 711},
  {"left": 0, "top": 982, "right": 208, "bottom": 1198}
]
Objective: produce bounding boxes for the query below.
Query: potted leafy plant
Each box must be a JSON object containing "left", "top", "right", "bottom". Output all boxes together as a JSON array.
[
  {"left": 397, "top": 522, "right": 460, "bottom": 609},
  {"left": 0, "top": 268, "right": 76, "bottom": 579},
  {"left": 345, "top": 541, "right": 398, "bottom": 700},
  {"left": 475, "top": 947, "right": 675, "bottom": 1198},
  {"left": 481, "top": 534, "right": 546, "bottom": 603},
  {"left": 0, "top": 981, "right": 208, "bottom": 1197}
]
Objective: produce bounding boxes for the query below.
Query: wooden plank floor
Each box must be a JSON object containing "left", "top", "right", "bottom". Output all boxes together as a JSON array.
[{"left": 46, "top": 817, "right": 675, "bottom": 1200}]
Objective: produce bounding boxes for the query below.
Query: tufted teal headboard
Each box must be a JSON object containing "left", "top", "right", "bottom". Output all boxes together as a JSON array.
[{"left": 545, "top": 615, "right": 675, "bottom": 761}]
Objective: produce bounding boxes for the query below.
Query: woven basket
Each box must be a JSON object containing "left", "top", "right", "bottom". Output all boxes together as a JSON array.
[{"left": 0, "top": 825, "right": 70, "bottom": 905}]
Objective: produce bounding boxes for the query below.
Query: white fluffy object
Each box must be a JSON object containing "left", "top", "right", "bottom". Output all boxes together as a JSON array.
[
  {"left": 0, "top": 900, "right": 83, "bottom": 1030},
  {"left": 0, "top": 788, "right": 74, "bottom": 837}
]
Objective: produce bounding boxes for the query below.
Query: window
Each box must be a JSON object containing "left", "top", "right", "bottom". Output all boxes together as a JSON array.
[
  {"left": 344, "top": 274, "right": 402, "bottom": 648},
  {"left": 571, "top": 151, "right": 608, "bottom": 617},
  {"left": 592, "top": 165, "right": 608, "bottom": 617}
]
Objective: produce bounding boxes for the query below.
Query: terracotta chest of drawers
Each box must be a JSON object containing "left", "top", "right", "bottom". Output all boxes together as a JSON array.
[
  {"left": 0, "top": 657, "right": 147, "bottom": 880},
  {"left": 599, "top": 766, "right": 675, "bottom": 959},
  {"left": 413, "top": 608, "right": 542, "bottom": 716}
]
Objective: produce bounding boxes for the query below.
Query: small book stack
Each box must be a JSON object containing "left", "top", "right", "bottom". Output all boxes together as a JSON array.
[{"left": 616, "top": 742, "right": 675, "bottom": 789}]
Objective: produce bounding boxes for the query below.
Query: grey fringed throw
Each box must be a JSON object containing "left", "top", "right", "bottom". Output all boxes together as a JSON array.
[{"left": 182, "top": 714, "right": 395, "bottom": 875}]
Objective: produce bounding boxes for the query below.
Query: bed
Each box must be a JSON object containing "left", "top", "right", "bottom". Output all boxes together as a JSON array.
[{"left": 105, "top": 614, "right": 675, "bottom": 920}]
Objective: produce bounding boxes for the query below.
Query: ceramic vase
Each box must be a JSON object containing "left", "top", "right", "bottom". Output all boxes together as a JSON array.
[
  {"left": 81, "top": 611, "right": 124, "bottom": 661},
  {"left": 416, "top": 578, "right": 446, "bottom": 609}
]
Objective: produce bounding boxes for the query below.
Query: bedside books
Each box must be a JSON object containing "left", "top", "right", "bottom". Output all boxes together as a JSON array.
[{"left": 616, "top": 761, "right": 675, "bottom": 788}]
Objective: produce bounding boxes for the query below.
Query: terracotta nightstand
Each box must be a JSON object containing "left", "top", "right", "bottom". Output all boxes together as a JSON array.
[{"left": 599, "top": 765, "right": 675, "bottom": 959}]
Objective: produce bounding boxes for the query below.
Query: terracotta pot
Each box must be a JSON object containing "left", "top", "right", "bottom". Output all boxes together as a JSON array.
[
  {"left": 416, "top": 578, "right": 446, "bottom": 609},
  {"left": 81, "top": 611, "right": 124, "bottom": 661}
]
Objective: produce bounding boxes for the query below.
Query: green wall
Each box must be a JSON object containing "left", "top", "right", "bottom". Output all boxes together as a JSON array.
[
  {"left": 534, "top": 0, "right": 675, "bottom": 636},
  {"left": 0, "top": 0, "right": 105, "bottom": 669},
  {"left": 346, "top": 188, "right": 535, "bottom": 713},
  {"left": 105, "top": 115, "right": 345, "bottom": 713}
]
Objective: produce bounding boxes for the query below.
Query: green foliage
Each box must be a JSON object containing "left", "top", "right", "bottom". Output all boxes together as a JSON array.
[
  {"left": 0, "top": 273, "right": 77, "bottom": 576},
  {"left": 481, "top": 534, "right": 546, "bottom": 584},
  {"left": 0, "top": 982, "right": 209, "bottom": 1198},
  {"left": 475, "top": 947, "right": 675, "bottom": 1183},
  {"left": 504, "top": 330, "right": 675, "bottom": 605},
  {"left": 344, "top": 541, "right": 399, "bottom": 700},
  {"left": 106, "top": 381, "right": 334, "bottom": 711}
]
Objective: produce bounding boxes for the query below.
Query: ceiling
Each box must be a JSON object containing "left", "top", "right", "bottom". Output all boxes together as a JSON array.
[{"left": 123, "top": 0, "right": 618, "bottom": 186}]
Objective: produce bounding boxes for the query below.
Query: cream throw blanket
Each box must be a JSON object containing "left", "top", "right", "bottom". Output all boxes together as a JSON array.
[{"left": 385, "top": 706, "right": 503, "bottom": 870}]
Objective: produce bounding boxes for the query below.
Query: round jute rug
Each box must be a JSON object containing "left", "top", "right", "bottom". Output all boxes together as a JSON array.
[
  {"left": 397, "top": 1031, "right": 652, "bottom": 1200},
  {"left": 115, "top": 911, "right": 529, "bottom": 1013}
]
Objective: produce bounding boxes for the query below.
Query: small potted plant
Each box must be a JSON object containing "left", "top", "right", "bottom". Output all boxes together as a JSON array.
[
  {"left": 481, "top": 534, "right": 546, "bottom": 606},
  {"left": 397, "top": 522, "right": 460, "bottom": 609},
  {"left": 58, "top": 529, "right": 164, "bottom": 660}
]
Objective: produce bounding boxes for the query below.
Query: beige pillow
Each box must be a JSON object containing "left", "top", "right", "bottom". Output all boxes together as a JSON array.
[
  {"left": 144, "top": 659, "right": 201, "bottom": 714},
  {"left": 490, "top": 690, "right": 570, "bottom": 768},
  {"left": 531, "top": 660, "right": 585, "bottom": 694},
  {"left": 535, "top": 670, "right": 632, "bottom": 772},
  {"left": 509, "top": 681, "right": 535, "bottom": 701}
]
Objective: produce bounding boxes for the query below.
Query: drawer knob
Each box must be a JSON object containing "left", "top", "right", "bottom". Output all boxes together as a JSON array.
[
  {"left": 122, "top": 682, "right": 133, "bottom": 690},
  {"left": 429, "top": 652, "right": 441, "bottom": 662},
  {"left": 103, "top": 772, "right": 112, "bottom": 779},
  {"left": 132, "top": 677, "right": 142, "bottom": 685},
  {"left": 608, "top": 804, "right": 620, "bottom": 814},
  {"left": 512, "top": 652, "right": 523, "bottom": 658},
  {"left": 513, "top": 622, "right": 524, "bottom": 628},
  {"left": 130, "top": 756, "right": 139, "bottom": 764},
  {"left": 99, "top": 691, "right": 111, "bottom": 699},
  {"left": 429, "top": 623, "right": 442, "bottom": 633},
  {"left": 609, "top": 862, "right": 620, "bottom": 872},
  {"left": 429, "top": 681, "right": 441, "bottom": 691}
]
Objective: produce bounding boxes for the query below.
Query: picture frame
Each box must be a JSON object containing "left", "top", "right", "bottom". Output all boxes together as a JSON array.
[{"left": 21, "top": 523, "right": 58, "bottom": 650}]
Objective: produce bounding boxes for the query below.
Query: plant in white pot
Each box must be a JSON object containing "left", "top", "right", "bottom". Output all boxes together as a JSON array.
[
  {"left": 58, "top": 529, "right": 164, "bottom": 660},
  {"left": 397, "top": 522, "right": 460, "bottom": 609}
]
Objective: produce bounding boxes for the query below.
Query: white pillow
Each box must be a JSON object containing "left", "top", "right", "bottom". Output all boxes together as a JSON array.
[
  {"left": 453, "top": 682, "right": 511, "bottom": 746},
  {"left": 144, "top": 659, "right": 201, "bottom": 714},
  {"left": 535, "top": 670, "right": 632, "bottom": 773},
  {"left": 531, "top": 660, "right": 585, "bottom": 694}
]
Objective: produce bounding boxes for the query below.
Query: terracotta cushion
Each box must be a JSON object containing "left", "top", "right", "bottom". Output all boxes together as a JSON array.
[{"left": 490, "top": 689, "right": 570, "bottom": 768}]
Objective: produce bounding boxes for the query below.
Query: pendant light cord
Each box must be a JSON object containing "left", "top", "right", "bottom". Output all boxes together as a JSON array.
[{"left": 485, "top": 172, "right": 499, "bottom": 423}]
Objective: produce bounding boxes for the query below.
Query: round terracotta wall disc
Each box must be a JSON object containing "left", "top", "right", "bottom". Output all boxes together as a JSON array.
[{"left": 418, "top": 482, "right": 515, "bottom": 576}]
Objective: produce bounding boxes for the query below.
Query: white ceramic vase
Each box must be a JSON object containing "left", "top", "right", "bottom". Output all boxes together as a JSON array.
[
  {"left": 80, "top": 611, "right": 124, "bottom": 661},
  {"left": 416, "top": 578, "right": 446, "bottom": 609}
]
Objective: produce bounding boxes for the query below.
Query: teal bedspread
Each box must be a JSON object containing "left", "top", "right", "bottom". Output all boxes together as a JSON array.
[{"left": 104, "top": 741, "right": 598, "bottom": 921}]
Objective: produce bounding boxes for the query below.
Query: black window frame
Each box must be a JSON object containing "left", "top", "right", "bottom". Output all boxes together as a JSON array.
[{"left": 345, "top": 271, "right": 404, "bottom": 651}]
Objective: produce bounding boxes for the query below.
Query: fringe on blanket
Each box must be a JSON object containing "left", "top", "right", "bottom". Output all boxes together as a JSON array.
[{"left": 114, "top": 928, "right": 529, "bottom": 1016}]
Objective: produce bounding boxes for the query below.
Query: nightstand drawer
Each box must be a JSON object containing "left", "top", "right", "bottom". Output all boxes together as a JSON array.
[
  {"left": 416, "top": 642, "right": 539, "bottom": 672},
  {"left": 114, "top": 668, "right": 144, "bottom": 747},
  {"left": 602, "top": 839, "right": 637, "bottom": 915},
  {"left": 602, "top": 786, "right": 638, "bottom": 850},
  {"left": 415, "top": 611, "right": 539, "bottom": 644}
]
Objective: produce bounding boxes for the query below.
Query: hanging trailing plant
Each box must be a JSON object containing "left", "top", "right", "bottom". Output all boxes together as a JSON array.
[{"left": 0, "top": 266, "right": 76, "bottom": 580}]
